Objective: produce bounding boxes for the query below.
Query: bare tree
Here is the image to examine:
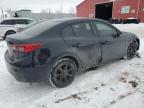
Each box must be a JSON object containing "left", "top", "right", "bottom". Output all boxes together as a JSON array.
[
  {"left": 55, "top": 9, "right": 62, "bottom": 14},
  {"left": 5, "top": 8, "right": 16, "bottom": 17},
  {"left": 0, "top": 7, "right": 4, "bottom": 18},
  {"left": 48, "top": 8, "right": 51, "bottom": 14},
  {"left": 68, "top": 7, "right": 75, "bottom": 14},
  {"left": 40, "top": 9, "right": 48, "bottom": 13}
]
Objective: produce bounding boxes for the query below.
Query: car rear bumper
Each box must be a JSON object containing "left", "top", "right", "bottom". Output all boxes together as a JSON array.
[{"left": 5, "top": 51, "right": 52, "bottom": 82}]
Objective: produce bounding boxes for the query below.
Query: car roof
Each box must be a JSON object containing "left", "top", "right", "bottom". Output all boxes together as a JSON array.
[
  {"left": 47, "top": 17, "right": 95, "bottom": 22},
  {"left": 23, "top": 17, "right": 109, "bottom": 35},
  {"left": 2, "top": 18, "right": 34, "bottom": 21},
  {"left": 43, "top": 17, "right": 108, "bottom": 25}
]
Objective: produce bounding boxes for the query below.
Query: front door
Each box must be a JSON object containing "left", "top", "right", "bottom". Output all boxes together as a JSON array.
[{"left": 93, "top": 21, "right": 125, "bottom": 63}]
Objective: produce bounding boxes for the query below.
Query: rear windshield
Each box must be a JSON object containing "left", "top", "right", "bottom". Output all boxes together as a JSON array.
[{"left": 22, "top": 21, "right": 61, "bottom": 36}]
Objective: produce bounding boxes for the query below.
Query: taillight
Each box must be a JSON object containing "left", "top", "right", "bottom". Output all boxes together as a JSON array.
[{"left": 11, "top": 43, "right": 43, "bottom": 53}]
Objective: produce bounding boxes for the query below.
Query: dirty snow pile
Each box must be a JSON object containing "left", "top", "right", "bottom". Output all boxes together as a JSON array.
[{"left": 0, "top": 23, "right": 144, "bottom": 108}]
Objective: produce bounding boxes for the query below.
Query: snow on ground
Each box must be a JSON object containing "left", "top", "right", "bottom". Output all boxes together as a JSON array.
[
  {"left": 0, "top": 24, "right": 144, "bottom": 108},
  {"left": 114, "top": 23, "right": 144, "bottom": 37}
]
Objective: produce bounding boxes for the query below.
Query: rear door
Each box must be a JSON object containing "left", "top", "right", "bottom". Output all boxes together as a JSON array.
[
  {"left": 93, "top": 21, "right": 125, "bottom": 63},
  {"left": 62, "top": 21, "right": 101, "bottom": 68}
]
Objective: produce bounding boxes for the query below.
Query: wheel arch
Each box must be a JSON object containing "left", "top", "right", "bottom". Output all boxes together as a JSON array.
[
  {"left": 127, "top": 37, "right": 140, "bottom": 51},
  {"left": 5, "top": 30, "right": 16, "bottom": 36},
  {"left": 3, "top": 30, "right": 16, "bottom": 39},
  {"left": 62, "top": 56, "right": 79, "bottom": 69},
  {"left": 53, "top": 53, "right": 83, "bottom": 71},
  {"left": 135, "top": 38, "right": 140, "bottom": 50}
]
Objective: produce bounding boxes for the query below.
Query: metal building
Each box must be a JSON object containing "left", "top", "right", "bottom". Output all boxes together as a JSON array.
[{"left": 76, "top": 0, "right": 144, "bottom": 22}]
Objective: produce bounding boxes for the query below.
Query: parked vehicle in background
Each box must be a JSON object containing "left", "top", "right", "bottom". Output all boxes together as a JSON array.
[
  {"left": 109, "top": 18, "right": 140, "bottom": 24},
  {"left": 0, "top": 18, "right": 36, "bottom": 39},
  {"left": 123, "top": 18, "right": 140, "bottom": 24},
  {"left": 5, "top": 18, "right": 140, "bottom": 88}
]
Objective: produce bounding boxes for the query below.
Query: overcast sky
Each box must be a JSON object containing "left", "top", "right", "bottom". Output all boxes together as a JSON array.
[{"left": 0, "top": 0, "right": 84, "bottom": 13}]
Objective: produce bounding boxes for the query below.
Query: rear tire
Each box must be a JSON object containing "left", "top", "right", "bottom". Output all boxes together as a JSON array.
[
  {"left": 49, "top": 58, "right": 77, "bottom": 88},
  {"left": 3, "top": 31, "right": 16, "bottom": 39},
  {"left": 126, "top": 41, "right": 138, "bottom": 59}
]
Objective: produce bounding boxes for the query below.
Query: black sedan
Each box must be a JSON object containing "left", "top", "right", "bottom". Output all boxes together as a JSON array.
[{"left": 5, "top": 18, "right": 140, "bottom": 88}]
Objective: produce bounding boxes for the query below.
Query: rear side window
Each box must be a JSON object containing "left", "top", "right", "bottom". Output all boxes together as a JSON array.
[
  {"left": 72, "top": 22, "right": 93, "bottom": 37},
  {"left": 62, "top": 26, "right": 74, "bottom": 37}
]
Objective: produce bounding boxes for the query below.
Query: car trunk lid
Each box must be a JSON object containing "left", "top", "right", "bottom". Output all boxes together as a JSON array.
[{"left": 6, "top": 33, "right": 43, "bottom": 60}]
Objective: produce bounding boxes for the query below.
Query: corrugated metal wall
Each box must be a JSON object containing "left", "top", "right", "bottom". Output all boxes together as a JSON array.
[
  {"left": 113, "top": 0, "right": 139, "bottom": 19},
  {"left": 139, "top": 0, "right": 144, "bottom": 22},
  {"left": 77, "top": 0, "right": 144, "bottom": 22}
]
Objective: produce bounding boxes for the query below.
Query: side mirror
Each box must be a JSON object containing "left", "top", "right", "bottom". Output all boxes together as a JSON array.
[
  {"left": 112, "top": 33, "right": 118, "bottom": 38},
  {"left": 112, "top": 31, "right": 120, "bottom": 38}
]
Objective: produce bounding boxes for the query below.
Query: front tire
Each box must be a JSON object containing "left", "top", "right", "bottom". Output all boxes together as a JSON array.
[
  {"left": 126, "top": 41, "right": 138, "bottom": 59},
  {"left": 49, "top": 58, "right": 77, "bottom": 88}
]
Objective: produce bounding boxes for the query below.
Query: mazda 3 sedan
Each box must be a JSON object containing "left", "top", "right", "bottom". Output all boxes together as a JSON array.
[{"left": 5, "top": 18, "right": 140, "bottom": 88}]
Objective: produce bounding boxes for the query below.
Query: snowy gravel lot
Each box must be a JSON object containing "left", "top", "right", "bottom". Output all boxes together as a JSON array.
[{"left": 0, "top": 24, "right": 144, "bottom": 108}]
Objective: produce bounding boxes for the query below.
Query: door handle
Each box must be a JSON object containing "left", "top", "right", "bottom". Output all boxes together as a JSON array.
[
  {"left": 105, "top": 41, "right": 110, "bottom": 44},
  {"left": 101, "top": 41, "right": 112, "bottom": 45},
  {"left": 72, "top": 43, "right": 81, "bottom": 47}
]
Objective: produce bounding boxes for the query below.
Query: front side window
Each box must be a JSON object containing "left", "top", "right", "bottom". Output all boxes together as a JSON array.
[
  {"left": 72, "top": 22, "right": 93, "bottom": 37},
  {"left": 0, "top": 20, "right": 13, "bottom": 25},
  {"left": 94, "top": 21, "right": 117, "bottom": 36},
  {"left": 0, "top": 19, "right": 30, "bottom": 25}
]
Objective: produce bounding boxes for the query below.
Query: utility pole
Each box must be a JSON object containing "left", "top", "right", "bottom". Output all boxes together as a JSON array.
[
  {"left": 137, "top": 0, "right": 141, "bottom": 19},
  {"left": 1, "top": 7, "right": 4, "bottom": 19},
  {"left": 60, "top": 0, "right": 63, "bottom": 17}
]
